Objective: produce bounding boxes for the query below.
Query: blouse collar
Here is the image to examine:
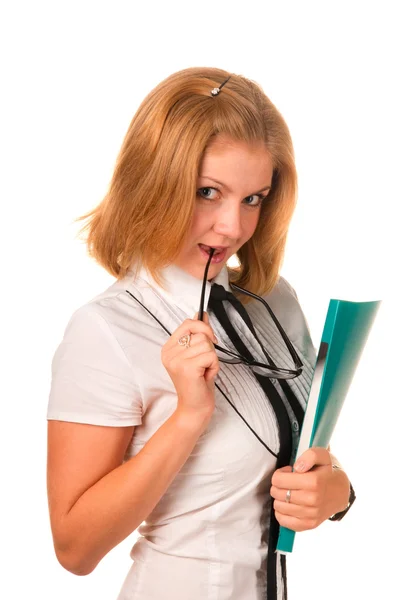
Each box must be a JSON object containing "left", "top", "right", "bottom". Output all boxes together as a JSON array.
[{"left": 131, "top": 263, "right": 232, "bottom": 318}]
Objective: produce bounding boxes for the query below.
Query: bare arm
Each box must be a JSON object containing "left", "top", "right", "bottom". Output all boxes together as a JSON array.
[
  {"left": 47, "top": 407, "right": 211, "bottom": 576},
  {"left": 48, "top": 313, "right": 219, "bottom": 576}
]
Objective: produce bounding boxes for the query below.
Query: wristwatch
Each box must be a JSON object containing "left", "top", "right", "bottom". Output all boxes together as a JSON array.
[{"left": 328, "top": 464, "right": 356, "bottom": 521}]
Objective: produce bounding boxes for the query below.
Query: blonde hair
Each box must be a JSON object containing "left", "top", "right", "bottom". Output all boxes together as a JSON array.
[{"left": 77, "top": 66, "right": 298, "bottom": 299}]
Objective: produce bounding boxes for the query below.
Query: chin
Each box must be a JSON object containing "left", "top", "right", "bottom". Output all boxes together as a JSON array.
[
  {"left": 207, "top": 262, "right": 225, "bottom": 278},
  {"left": 179, "top": 261, "right": 225, "bottom": 281}
]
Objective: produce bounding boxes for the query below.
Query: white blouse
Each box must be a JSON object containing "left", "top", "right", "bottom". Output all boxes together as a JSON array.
[{"left": 47, "top": 264, "right": 317, "bottom": 600}]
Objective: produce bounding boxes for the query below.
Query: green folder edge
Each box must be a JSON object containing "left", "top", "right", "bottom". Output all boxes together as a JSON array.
[{"left": 276, "top": 297, "right": 381, "bottom": 554}]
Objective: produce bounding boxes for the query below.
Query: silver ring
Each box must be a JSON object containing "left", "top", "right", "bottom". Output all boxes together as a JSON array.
[
  {"left": 285, "top": 489, "right": 292, "bottom": 503},
  {"left": 178, "top": 334, "right": 191, "bottom": 348}
]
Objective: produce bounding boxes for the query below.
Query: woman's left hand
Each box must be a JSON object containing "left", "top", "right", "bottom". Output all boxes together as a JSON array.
[{"left": 270, "top": 447, "right": 351, "bottom": 532}]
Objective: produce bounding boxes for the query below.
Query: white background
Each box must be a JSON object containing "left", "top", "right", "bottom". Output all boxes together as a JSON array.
[{"left": 1, "top": 1, "right": 397, "bottom": 599}]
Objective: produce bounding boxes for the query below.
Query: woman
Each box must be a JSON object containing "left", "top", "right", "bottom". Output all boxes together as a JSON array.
[{"left": 46, "top": 67, "right": 354, "bottom": 600}]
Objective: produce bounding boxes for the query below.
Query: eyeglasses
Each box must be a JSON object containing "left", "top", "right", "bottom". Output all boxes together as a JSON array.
[
  {"left": 198, "top": 249, "right": 303, "bottom": 380},
  {"left": 125, "top": 253, "right": 304, "bottom": 382}
]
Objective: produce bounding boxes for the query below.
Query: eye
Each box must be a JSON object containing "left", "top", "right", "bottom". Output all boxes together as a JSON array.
[
  {"left": 196, "top": 187, "right": 219, "bottom": 200},
  {"left": 243, "top": 194, "right": 267, "bottom": 207},
  {"left": 196, "top": 187, "right": 269, "bottom": 206}
]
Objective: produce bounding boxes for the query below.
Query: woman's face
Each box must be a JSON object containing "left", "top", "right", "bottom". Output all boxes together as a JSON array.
[{"left": 173, "top": 134, "right": 274, "bottom": 280}]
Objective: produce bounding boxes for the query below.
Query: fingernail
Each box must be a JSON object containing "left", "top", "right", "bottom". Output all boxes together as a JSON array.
[{"left": 294, "top": 461, "right": 306, "bottom": 472}]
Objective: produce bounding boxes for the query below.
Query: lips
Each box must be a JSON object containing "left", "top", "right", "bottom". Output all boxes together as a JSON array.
[
  {"left": 198, "top": 244, "right": 228, "bottom": 264},
  {"left": 198, "top": 244, "right": 226, "bottom": 255}
]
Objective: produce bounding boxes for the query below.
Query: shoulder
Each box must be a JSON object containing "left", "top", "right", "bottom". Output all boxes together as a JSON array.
[
  {"left": 60, "top": 275, "right": 157, "bottom": 351},
  {"left": 262, "top": 275, "right": 299, "bottom": 320},
  {"left": 262, "top": 275, "right": 316, "bottom": 361},
  {"left": 48, "top": 281, "right": 145, "bottom": 427}
]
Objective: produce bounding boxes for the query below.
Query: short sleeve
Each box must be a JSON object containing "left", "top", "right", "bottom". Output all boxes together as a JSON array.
[{"left": 47, "top": 306, "right": 143, "bottom": 427}]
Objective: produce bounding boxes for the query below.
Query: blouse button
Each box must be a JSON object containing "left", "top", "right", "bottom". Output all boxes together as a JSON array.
[{"left": 292, "top": 421, "right": 299, "bottom": 432}]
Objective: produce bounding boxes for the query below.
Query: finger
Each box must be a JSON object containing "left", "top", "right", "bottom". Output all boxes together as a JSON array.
[
  {"left": 170, "top": 348, "right": 220, "bottom": 379},
  {"left": 273, "top": 499, "right": 318, "bottom": 519},
  {"left": 193, "top": 310, "right": 212, "bottom": 325},
  {"left": 293, "top": 447, "right": 332, "bottom": 473},
  {"left": 270, "top": 485, "right": 319, "bottom": 507},
  {"left": 201, "top": 311, "right": 210, "bottom": 325},
  {"left": 165, "top": 332, "right": 216, "bottom": 363},
  {"left": 175, "top": 319, "right": 216, "bottom": 342},
  {"left": 166, "top": 336, "right": 218, "bottom": 369},
  {"left": 275, "top": 466, "right": 293, "bottom": 474},
  {"left": 169, "top": 319, "right": 217, "bottom": 345},
  {"left": 178, "top": 340, "right": 216, "bottom": 360},
  {"left": 274, "top": 511, "right": 318, "bottom": 532},
  {"left": 204, "top": 360, "right": 219, "bottom": 382},
  {"left": 271, "top": 468, "right": 326, "bottom": 491},
  {"left": 187, "top": 332, "right": 215, "bottom": 347}
]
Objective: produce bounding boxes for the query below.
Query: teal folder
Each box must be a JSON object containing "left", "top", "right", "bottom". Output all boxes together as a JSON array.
[{"left": 276, "top": 297, "right": 381, "bottom": 554}]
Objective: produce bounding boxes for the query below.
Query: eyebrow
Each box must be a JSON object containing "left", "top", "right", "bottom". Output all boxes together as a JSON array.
[{"left": 198, "top": 176, "right": 271, "bottom": 195}]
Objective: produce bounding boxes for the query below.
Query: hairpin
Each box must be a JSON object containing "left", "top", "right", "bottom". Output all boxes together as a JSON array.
[{"left": 210, "top": 75, "right": 231, "bottom": 96}]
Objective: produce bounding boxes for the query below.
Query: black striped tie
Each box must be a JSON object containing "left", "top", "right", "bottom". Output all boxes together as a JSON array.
[{"left": 208, "top": 283, "right": 305, "bottom": 600}]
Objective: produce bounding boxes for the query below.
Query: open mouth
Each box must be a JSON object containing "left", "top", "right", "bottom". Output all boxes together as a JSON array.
[
  {"left": 198, "top": 244, "right": 225, "bottom": 255},
  {"left": 198, "top": 244, "right": 228, "bottom": 263}
]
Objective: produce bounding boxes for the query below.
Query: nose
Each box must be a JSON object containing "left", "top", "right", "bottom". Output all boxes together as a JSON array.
[{"left": 212, "top": 203, "right": 243, "bottom": 241}]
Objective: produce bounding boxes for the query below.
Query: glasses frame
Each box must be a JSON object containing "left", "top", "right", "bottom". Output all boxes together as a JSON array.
[
  {"left": 210, "top": 282, "right": 303, "bottom": 378},
  {"left": 198, "top": 250, "right": 303, "bottom": 380},
  {"left": 125, "top": 253, "right": 304, "bottom": 381}
]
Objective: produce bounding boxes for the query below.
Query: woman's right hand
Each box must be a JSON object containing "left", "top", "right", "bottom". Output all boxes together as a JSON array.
[{"left": 161, "top": 312, "right": 220, "bottom": 419}]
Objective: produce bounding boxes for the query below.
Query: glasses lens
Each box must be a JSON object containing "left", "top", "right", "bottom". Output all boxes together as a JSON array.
[
  {"left": 208, "top": 282, "right": 302, "bottom": 380},
  {"left": 215, "top": 345, "right": 301, "bottom": 379},
  {"left": 249, "top": 365, "right": 301, "bottom": 379}
]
